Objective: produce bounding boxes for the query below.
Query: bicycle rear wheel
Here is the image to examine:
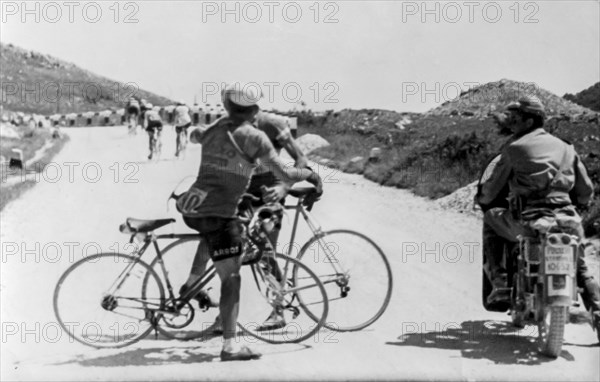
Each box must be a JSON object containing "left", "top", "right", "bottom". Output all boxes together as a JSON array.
[
  {"left": 53, "top": 253, "right": 164, "bottom": 348},
  {"left": 145, "top": 237, "right": 222, "bottom": 341},
  {"left": 297, "top": 230, "right": 393, "bottom": 331},
  {"left": 237, "top": 253, "right": 329, "bottom": 344}
]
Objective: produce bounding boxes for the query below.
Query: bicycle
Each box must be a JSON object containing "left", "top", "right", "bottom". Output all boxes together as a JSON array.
[
  {"left": 152, "top": 185, "right": 393, "bottom": 332},
  {"left": 282, "top": 186, "right": 393, "bottom": 331},
  {"left": 53, "top": 194, "right": 329, "bottom": 349}
]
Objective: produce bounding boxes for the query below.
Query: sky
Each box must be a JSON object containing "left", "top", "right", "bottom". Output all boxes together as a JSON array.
[{"left": 1, "top": 0, "right": 599, "bottom": 112}]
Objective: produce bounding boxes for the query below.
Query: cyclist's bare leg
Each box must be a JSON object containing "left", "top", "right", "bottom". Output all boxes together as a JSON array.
[
  {"left": 213, "top": 256, "right": 243, "bottom": 352},
  {"left": 185, "top": 240, "right": 211, "bottom": 286},
  {"left": 147, "top": 129, "right": 155, "bottom": 159},
  {"left": 175, "top": 127, "right": 182, "bottom": 156}
]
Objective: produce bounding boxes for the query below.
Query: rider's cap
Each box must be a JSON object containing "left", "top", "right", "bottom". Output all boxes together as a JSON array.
[
  {"left": 146, "top": 103, "right": 153, "bottom": 109},
  {"left": 506, "top": 95, "right": 546, "bottom": 118},
  {"left": 221, "top": 83, "right": 262, "bottom": 107}
]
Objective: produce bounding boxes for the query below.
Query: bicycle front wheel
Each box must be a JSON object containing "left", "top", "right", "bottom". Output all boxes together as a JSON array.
[
  {"left": 237, "top": 253, "right": 329, "bottom": 344},
  {"left": 297, "top": 230, "right": 393, "bottom": 331},
  {"left": 53, "top": 253, "right": 164, "bottom": 348}
]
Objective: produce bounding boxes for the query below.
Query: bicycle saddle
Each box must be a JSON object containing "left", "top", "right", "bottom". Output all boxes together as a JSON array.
[
  {"left": 288, "top": 187, "right": 317, "bottom": 198},
  {"left": 120, "top": 218, "right": 176, "bottom": 233}
]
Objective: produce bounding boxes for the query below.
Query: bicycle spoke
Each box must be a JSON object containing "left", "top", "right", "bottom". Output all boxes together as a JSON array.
[
  {"left": 54, "top": 253, "right": 164, "bottom": 348},
  {"left": 297, "top": 230, "right": 392, "bottom": 331}
]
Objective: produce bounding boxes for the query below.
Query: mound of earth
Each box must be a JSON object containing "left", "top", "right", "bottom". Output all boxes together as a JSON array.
[
  {"left": 426, "top": 79, "right": 598, "bottom": 122},
  {"left": 435, "top": 181, "right": 481, "bottom": 216}
]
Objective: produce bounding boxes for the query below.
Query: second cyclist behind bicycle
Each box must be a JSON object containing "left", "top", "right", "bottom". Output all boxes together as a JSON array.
[
  {"left": 144, "top": 104, "right": 163, "bottom": 160},
  {"left": 174, "top": 100, "right": 192, "bottom": 157}
]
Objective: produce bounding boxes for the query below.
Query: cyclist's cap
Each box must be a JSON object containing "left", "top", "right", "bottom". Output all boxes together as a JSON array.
[
  {"left": 146, "top": 103, "right": 153, "bottom": 109},
  {"left": 153, "top": 106, "right": 161, "bottom": 112},
  {"left": 221, "top": 83, "right": 262, "bottom": 107},
  {"left": 506, "top": 95, "right": 546, "bottom": 118},
  {"left": 177, "top": 100, "right": 185, "bottom": 105}
]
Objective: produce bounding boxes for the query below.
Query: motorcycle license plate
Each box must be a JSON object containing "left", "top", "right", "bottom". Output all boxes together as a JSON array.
[{"left": 544, "top": 246, "right": 573, "bottom": 275}]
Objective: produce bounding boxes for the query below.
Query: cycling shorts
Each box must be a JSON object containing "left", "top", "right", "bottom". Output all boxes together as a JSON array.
[
  {"left": 146, "top": 121, "right": 163, "bottom": 132},
  {"left": 128, "top": 106, "right": 140, "bottom": 115},
  {"left": 176, "top": 122, "right": 192, "bottom": 134},
  {"left": 183, "top": 217, "right": 243, "bottom": 262}
]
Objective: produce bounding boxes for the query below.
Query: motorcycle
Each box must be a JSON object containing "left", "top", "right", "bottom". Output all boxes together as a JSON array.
[{"left": 477, "top": 155, "right": 586, "bottom": 358}]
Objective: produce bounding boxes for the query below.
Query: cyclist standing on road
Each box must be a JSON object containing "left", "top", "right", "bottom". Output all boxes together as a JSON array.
[
  {"left": 177, "top": 83, "right": 323, "bottom": 361},
  {"left": 143, "top": 104, "right": 163, "bottom": 160},
  {"left": 174, "top": 100, "right": 192, "bottom": 157}
]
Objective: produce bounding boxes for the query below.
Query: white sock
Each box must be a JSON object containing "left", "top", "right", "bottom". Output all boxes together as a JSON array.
[{"left": 223, "top": 338, "right": 240, "bottom": 353}]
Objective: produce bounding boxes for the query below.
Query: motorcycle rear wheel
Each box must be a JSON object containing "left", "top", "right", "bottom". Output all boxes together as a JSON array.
[{"left": 538, "top": 306, "right": 568, "bottom": 358}]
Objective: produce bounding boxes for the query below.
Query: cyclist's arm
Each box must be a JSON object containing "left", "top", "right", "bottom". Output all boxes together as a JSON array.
[
  {"left": 281, "top": 138, "right": 309, "bottom": 168},
  {"left": 259, "top": 154, "right": 322, "bottom": 193},
  {"left": 189, "top": 126, "right": 208, "bottom": 144},
  {"left": 477, "top": 151, "right": 511, "bottom": 208}
]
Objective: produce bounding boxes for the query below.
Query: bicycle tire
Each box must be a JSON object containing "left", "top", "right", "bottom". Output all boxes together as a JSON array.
[
  {"left": 144, "top": 237, "right": 222, "bottom": 341},
  {"left": 296, "top": 229, "right": 393, "bottom": 331},
  {"left": 53, "top": 253, "right": 164, "bottom": 348},
  {"left": 237, "top": 252, "right": 329, "bottom": 344}
]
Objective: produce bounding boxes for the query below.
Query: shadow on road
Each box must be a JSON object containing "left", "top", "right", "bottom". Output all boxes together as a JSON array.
[
  {"left": 53, "top": 347, "right": 218, "bottom": 367},
  {"left": 386, "top": 320, "right": 577, "bottom": 365},
  {"left": 51, "top": 342, "right": 312, "bottom": 367}
]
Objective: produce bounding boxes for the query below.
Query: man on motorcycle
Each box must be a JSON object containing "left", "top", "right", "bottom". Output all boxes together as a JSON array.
[{"left": 477, "top": 95, "right": 600, "bottom": 333}]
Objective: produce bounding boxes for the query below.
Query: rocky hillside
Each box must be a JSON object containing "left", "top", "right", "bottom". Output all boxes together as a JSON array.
[
  {"left": 564, "top": 82, "right": 600, "bottom": 112},
  {"left": 0, "top": 43, "right": 174, "bottom": 114},
  {"left": 426, "top": 79, "right": 598, "bottom": 122}
]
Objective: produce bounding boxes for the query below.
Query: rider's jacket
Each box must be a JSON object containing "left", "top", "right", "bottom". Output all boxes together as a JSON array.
[
  {"left": 253, "top": 111, "right": 293, "bottom": 175},
  {"left": 174, "top": 105, "right": 192, "bottom": 126},
  {"left": 187, "top": 117, "right": 278, "bottom": 218},
  {"left": 478, "top": 128, "right": 594, "bottom": 210}
]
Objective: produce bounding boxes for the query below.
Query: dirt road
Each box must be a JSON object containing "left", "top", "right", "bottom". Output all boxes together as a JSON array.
[{"left": 1, "top": 126, "right": 598, "bottom": 381}]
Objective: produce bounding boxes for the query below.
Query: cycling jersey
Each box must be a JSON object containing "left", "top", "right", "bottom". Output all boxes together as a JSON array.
[
  {"left": 127, "top": 100, "right": 140, "bottom": 114},
  {"left": 174, "top": 105, "right": 192, "bottom": 126},
  {"left": 144, "top": 110, "right": 163, "bottom": 130},
  {"left": 186, "top": 118, "right": 278, "bottom": 218}
]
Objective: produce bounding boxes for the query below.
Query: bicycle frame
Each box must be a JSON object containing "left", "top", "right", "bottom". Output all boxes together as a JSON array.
[{"left": 281, "top": 197, "right": 347, "bottom": 284}]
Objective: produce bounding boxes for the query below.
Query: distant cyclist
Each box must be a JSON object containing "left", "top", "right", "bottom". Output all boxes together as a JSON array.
[
  {"left": 126, "top": 97, "right": 140, "bottom": 133},
  {"left": 174, "top": 100, "right": 192, "bottom": 157},
  {"left": 143, "top": 104, "right": 163, "bottom": 160}
]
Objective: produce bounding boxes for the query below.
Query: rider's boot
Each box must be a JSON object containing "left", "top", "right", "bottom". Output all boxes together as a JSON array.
[
  {"left": 483, "top": 224, "right": 510, "bottom": 304},
  {"left": 487, "top": 272, "right": 509, "bottom": 304}
]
